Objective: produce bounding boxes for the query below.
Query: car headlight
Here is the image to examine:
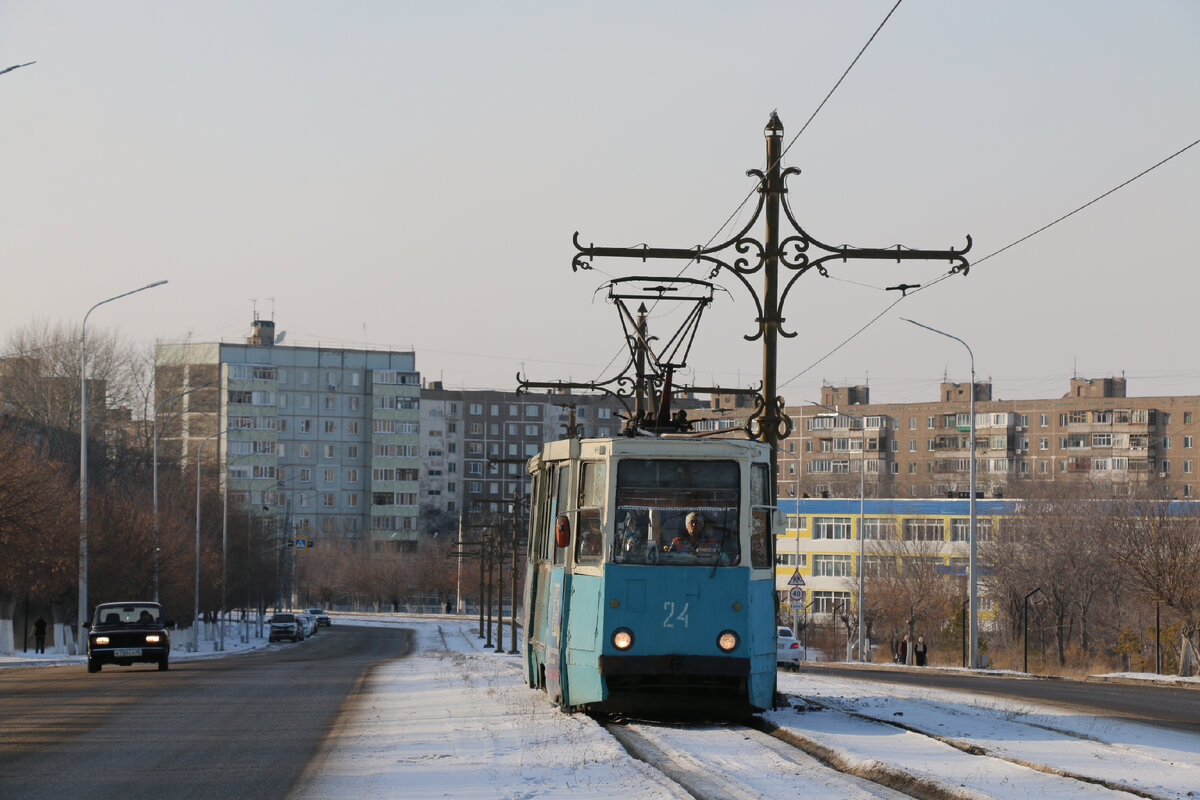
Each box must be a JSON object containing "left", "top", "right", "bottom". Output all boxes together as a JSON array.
[
  {"left": 145, "top": 635, "right": 161, "bottom": 643},
  {"left": 611, "top": 628, "right": 634, "bottom": 650},
  {"left": 95, "top": 636, "right": 110, "bottom": 645},
  {"left": 717, "top": 630, "right": 739, "bottom": 652}
]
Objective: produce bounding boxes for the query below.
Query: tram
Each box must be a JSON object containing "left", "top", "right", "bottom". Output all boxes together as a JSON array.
[{"left": 521, "top": 433, "right": 781, "bottom": 717}]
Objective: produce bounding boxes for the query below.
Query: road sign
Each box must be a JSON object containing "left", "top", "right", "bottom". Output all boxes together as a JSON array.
[
  {"left": 294, "top": 537, "right": 309, "bottom": 550},
  {"left": 789, "top": 586, "right": 805, "bottom": 602},
  {"left": 787, "top": 569, "right": 806, "bottom": 587}
]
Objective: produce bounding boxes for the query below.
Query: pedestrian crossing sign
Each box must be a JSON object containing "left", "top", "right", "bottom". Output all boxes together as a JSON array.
[{"left": 294, "top": 538, "right": 309, "bottom": 550}]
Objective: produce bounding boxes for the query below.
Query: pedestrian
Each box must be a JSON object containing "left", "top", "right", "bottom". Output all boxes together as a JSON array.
[
  {"left": 896, "top": 635, "right": 908, "bottom": 665},
  {"left": 914, "top": 635, "right": 928, "bottom": 666},
  {"left": 34, "top": 617, "right": 47, "bottom": 654}
]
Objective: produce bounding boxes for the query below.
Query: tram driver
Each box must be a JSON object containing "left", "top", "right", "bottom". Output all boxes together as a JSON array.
[{"left": 668, "top": 511, "right": 720, "bottom": 553}]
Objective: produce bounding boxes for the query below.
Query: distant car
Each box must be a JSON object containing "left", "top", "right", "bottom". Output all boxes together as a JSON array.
[
  {"left": 307, "top": 608, "right": 331, "bottom": 626},
  {"left": 268, "top": 612, "right": 303, "bottom": 643},
  {"left": 298, "top": 612, "right": 317, "bottom": 638},
  {"left": 86, "top": 601, "right": 171, "bottom": 673},
  {"left": 777, "top": 625, "right": 801, "bottom": 669}
]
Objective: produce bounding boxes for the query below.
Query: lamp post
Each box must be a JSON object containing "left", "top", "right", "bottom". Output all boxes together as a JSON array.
[
  {"left": 153, "top": 380, "right": 214, "bottom": 602},
  {"left": 78, "top": 280, "right": 167, "bottom": 651},
  {"left": 903, "top": 318, "right": 977, "bottom": 668},
  {"left": 806, "top": 400, "right": 867, "bottom": 663}
]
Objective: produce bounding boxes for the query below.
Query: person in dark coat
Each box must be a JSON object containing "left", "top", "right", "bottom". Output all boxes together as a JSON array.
[
  {"left": 896, "top": 635, "right": 908, "bottom": 664},
  {"left": 914, "top": 635, "right": 928, "bottom": 666},
  {"left": 33, "top": 617, "right": 47, "bottom": 654}
]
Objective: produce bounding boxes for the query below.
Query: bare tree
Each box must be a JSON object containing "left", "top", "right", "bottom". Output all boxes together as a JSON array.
[
  {"left": 861, "top": 530, "right": 959, "bottom": 664},
  {"left": 1110, "top": 495, "right": 1200, "bottom": 675},
  {"left": 986, "top": 484, "right": 1115, "bottom": 667}
]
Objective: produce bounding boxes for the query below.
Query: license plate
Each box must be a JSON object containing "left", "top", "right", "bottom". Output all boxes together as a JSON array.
[{"left": 114, "top": 648, "right": 142, "bottom": 657}]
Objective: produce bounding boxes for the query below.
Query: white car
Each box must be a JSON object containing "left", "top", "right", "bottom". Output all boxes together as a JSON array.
[
  {"left": 777, "top": 625, "right": 801, "bottom": 669},
  {"left": 298, "top": 613, "right": 318, "bottom": 638}
]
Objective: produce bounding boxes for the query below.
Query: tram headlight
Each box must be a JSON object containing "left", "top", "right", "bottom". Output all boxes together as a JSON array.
[
  {"left": 611, "top": 628, "right": 634, "bottom": 651},
  {"left": 717, "top": 630, "right": 739, "bottom": 652}
]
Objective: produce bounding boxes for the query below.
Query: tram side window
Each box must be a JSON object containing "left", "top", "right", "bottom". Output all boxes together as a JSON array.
[
  {"left": 574, "top": 462, "right": 606, "bottom": 565},
  {"left": 553, "top": 464, "right": 570, "bottom": 566},
  {"left": 750, "top": 463, "right": 773, "bottom": 569}
]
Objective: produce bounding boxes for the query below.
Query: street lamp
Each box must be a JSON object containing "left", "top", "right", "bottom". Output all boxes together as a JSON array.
[
  {"left": 903, "top": 317, "right": 978, "bottom": 668},
  {"left": 78, "top": 280, "right": 167, "bottom": 651},
  {"left": 806, "top": 400, "right": 867, "bottom": 663},
  {"left": 153, "top": 380, "right": 215, "bottom": 602}
]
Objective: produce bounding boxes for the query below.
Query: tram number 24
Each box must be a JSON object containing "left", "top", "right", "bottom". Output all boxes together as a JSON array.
[{"left": 663, "top": 601, "right": 690, "bottom": 628}]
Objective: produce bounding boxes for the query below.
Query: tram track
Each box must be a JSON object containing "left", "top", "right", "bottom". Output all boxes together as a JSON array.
[{"left": 601, "top": 686, "right": 1176, "bottom": 800}]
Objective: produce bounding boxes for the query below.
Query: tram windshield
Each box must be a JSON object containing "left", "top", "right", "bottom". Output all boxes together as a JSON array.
[{"left": 611, "top": 458, "right": 741, "bottom": 567}]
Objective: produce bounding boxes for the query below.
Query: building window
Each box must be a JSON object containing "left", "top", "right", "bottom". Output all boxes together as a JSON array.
[
  {"left": 1164, "top": 437, "right": 1172, "bottom": 450},
  {"left": 1040, "top": 413, "right": 1048, "bottom": 427},
  {"left": 1186, "top": 436, "right": 1194, "bottom": 449},
  {"left": 323, "top": 444, "right": 335, "bottom": 459},
  {"left": 299, "top": 445, "right": 311, "bottom": 458},
  {"left": 1040, "top": 437, "right": 1048, "bottom": 450},
  {"left": 347, "top": 445, "right": 359, "bottom": 459},
  {"left": 526, "top": 406, "right": 540, "bottom": 418},
  {"left": 812, "top": 554, "right": 852, "bottom": 577},
  {"left": 902, "top": 518, "right": 944, "bottom": 541},
  {"left": 348, "top": 397, "right": 360, "bottom": 411},
  {"left": 324, "top": 420, "right": 337, "bottom": 434},
  {"left": 812, "top": 517, "right": 852, "bottom": 540},
  {"left": 347, "top": 469, "right": 359, "bottom": 483},
  {"left": 299, "top": 419, "right": 312, "bottom": 433}
]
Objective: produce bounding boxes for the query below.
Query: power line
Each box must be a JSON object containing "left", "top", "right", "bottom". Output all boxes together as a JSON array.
[{"left": 778, "top": 135, "right": 1200, "bottom": 387}]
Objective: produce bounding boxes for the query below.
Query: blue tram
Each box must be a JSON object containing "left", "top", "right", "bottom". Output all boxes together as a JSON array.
[{"left": 521, "top": 434, "right": 781, "bottom": 716}]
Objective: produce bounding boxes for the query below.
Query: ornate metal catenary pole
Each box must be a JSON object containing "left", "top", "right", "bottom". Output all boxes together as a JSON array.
[{"left": 572, "top": 113, "right": 971, "bottom": 497}]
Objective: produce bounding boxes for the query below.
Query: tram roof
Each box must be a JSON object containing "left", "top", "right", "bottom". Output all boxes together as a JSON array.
[{"left": 530, "top": 435, "right": 771, "bottom": 466}]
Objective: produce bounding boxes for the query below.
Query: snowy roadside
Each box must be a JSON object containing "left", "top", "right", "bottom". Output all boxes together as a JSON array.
[{"left": 290, "top": 617, "right": 688, "bottom": 800}]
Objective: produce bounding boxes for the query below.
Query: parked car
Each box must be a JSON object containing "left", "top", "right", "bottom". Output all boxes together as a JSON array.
[
  {"left": 307, "top": 607, "right": 331, "bottom": 626},
  {"left": 298, "top": 612, "right": 318, "bottom": 638},
  {"left": 777, "top": 625, "right": 801, "bottom": 669},
  {"left": 268, "top": 612, "right": 303, "bottom": 642},
  {"left": 86, "top": 601, "right": 171, "bottom": 673}
]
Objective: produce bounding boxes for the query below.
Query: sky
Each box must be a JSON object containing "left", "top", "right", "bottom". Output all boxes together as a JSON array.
[{"left": 2, "top": 1, "right": 1198, "bottom": 407}]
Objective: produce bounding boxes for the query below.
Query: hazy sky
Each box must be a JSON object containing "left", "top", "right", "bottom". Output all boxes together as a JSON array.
[{"left": 2, "top": 1, "right": 1197, "bottom": 406}]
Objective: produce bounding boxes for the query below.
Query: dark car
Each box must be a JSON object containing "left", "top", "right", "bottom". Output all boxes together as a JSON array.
[
  {"left": 307, "top": 607, "right": 331, "bottom": 626},
  {"left": 87, "top": 601, "right": 171, "bottom": 673}
]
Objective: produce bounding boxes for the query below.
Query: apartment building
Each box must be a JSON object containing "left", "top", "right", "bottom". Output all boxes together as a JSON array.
[
  {"left": 155, "top": 320, "right": 421, "bottom": 548},
  {"left": 418, "top": 384, "right": 630, "bottom": 518},
  {"left": 760, "top": 377, "right": 1200, "bottom": 502}
]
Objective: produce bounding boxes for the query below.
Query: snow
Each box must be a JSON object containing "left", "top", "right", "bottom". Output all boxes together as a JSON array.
[{"left": 6, "top": 614, "right": 1200, "bottom": 799}]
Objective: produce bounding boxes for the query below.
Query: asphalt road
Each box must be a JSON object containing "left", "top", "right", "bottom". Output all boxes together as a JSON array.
[
  {"left": 795, "top": 663, "right": 1200, "bottom": 732},
  {"left": 0, "top": 624, "right": 412, "bottom": 800}
]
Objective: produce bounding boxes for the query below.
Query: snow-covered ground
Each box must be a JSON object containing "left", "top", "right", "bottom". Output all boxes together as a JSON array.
[
  {"left": 6, "top": 614, "right": 1199, "bottom": 799},
  {"left": 291, "top": 616, "right": 1200, "bottom": 800}
]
